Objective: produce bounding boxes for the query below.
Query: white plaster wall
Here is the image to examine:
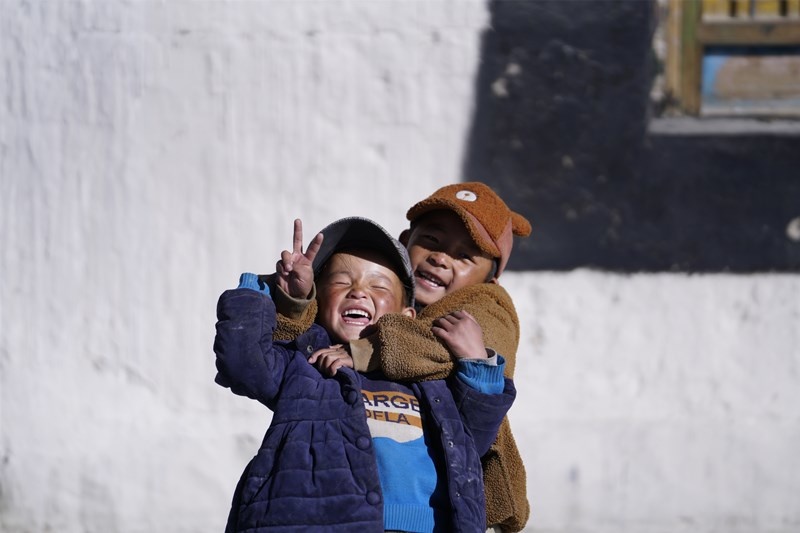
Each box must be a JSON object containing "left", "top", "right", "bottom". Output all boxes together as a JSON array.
[
  {"left": 1, "top": 2, "right": 798, "bottom": 532},
  {"left": 503, "top": 272, "right": 800, "bottom": 533}
]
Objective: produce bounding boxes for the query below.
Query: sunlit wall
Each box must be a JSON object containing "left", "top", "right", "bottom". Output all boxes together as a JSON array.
[{"left": 2, "top": 2, "right": 798, "bottom": 532}]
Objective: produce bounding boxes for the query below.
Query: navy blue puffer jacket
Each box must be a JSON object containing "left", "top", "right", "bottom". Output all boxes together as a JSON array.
[{"left": 214, "top": 288, "right": 515, "bottom": 532}]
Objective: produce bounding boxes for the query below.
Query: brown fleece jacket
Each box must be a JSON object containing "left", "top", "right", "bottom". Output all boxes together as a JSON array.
[{"left": 272, "top": 281, "right": 530, "bottom": 532}]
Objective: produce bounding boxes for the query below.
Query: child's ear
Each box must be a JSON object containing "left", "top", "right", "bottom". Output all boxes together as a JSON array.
[
  {"left": 401, "top": 306, "right": 417, "bottom": 319},
  {"left": 399, "top": 229, "right": 411, "bottom": 246}
]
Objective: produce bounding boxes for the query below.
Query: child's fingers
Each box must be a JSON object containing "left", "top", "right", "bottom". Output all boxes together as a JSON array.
[
  {"left": 304, "top": 232, "right": 324, "bottom": 262},
  {"left": 312, "top": 347, "right": 351, "bottom": 376},
  {"left": 435, "top": 314, "right": 457, "bottom": 326},
  {"left": 431, "top": 325, "right": 452, "bottom": 340},
  {"left": 279, "top": 250, "right": 294, "bottom": 272},
  {"left": 444, "top": 310, "right": 475, "bottom": 322},
  {"left": 307, "top": 347, "right": 328, "bottom": 364},
  {"left": 458, "top": 310, "right": 478, "bottom": 323},
  {"left": 292, "top": 219, "right": 304, "bottom": 254},
  {"left": 320, "top": 356, "right": 346, "bottom": 376},
  {"left": 336, "top": 355, "right": 354, "bottom": 370},
  {"left": 307, "top": 345, "right": 343, "bottom": 364},
  {"left": 433, "top": 314, "right": 460, "bottom": 331},
  {"left": 435, "top": 311, "right": 478, "bottom": 331}
]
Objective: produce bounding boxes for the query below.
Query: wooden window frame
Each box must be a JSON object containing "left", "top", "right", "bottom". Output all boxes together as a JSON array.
[{"left": 666, "top": 0, "right": 800, "bottom": 116}]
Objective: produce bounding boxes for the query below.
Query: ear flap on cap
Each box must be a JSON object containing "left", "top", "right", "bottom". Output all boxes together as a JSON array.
[{"left": 511, "top": 211, "right": 532, "bottom": 237}]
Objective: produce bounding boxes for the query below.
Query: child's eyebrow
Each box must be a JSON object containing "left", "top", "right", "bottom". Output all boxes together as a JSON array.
[
  {"left": 420, "top": 222, "right": 445, "bottom": 232},
  {"left": 368, "top": 272, "right": 396, "bottom": 285},
  {"left": 323, "top": 270, "right": 353, "bottom": 278}
]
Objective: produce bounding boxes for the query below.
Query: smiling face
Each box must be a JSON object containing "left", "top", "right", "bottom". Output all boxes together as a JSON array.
[
  {"left": 316, "top": 250, "right": 415, "bottom": 343},
  {"left": 403, "top": 210, "right": 497, "bottom": 307}
]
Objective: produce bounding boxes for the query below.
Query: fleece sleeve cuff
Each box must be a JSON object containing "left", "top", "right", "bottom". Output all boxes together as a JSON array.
[
  {"left": 273, "top": 282, "right": 316, "bottom": 320},
  {"left": 349, "top": 335, "right": 379, "bottom": 373}
]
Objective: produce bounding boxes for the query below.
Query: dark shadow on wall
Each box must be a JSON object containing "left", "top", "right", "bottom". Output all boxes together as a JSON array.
[{"left": 462, "top": 0, "right": 800, "bottom": 272}]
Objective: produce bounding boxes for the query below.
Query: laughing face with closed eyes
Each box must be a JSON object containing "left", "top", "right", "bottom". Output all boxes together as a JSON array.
[{"left": 316, "top": 249, "right": 416, "bottom": 343}]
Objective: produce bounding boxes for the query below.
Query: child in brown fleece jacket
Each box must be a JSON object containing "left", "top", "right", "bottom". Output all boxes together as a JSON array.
[{"left": 274, "top": 182, "right": 532, "bottom": 532}]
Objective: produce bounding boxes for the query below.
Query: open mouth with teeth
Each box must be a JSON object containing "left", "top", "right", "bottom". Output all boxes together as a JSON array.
[
  {"left": 341, "top": 308, "right": 373, "bottom": 326},
  {"left": 415, "top": 270, "right": 445, "bottom": 289}
]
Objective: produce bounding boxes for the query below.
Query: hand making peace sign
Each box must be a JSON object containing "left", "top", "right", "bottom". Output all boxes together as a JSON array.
[{"left": 275, "top": 219, "right": 324, "bottom": 299}]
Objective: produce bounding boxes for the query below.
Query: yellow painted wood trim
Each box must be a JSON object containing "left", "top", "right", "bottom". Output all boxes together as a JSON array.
[{"left": 681, "top": 0, "right": 704, "bottom": 114}]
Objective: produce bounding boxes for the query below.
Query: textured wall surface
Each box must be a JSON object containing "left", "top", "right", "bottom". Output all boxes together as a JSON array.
[
  {"left": 505, "top": 271, "right": 800, "bottom": 533},
  {"left": 2, "top": 1, "right": 799, "bottom": 532}
]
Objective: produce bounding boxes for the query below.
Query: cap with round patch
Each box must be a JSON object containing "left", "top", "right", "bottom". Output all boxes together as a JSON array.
[{"left": 406, "top": 182, "right": 531, "bottom": 277}]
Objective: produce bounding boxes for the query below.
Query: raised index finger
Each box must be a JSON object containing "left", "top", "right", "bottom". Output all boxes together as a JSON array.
[{"left": 292, "top": 219, "right": 304, "bottom": 253}]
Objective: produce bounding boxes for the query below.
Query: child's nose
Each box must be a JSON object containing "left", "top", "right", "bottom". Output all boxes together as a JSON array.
[
  {"left": 346, "top": 284, "right": 368, "bottom": 298},
  {"left": 427, "top": 251, "right": 450, "bottom": 268}
]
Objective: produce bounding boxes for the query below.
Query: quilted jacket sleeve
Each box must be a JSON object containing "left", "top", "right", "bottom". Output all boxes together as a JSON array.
[
  {"left": 448, "top": 375, "right": 517, "bottom": 457},
  {"left": 213, "top": 288, "right": 292, "bottom": 406}
]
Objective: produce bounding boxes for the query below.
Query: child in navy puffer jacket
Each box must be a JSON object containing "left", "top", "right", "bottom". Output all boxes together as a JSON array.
[{"left": 214, "top": 217, "right": 516, "bottom": 532}]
